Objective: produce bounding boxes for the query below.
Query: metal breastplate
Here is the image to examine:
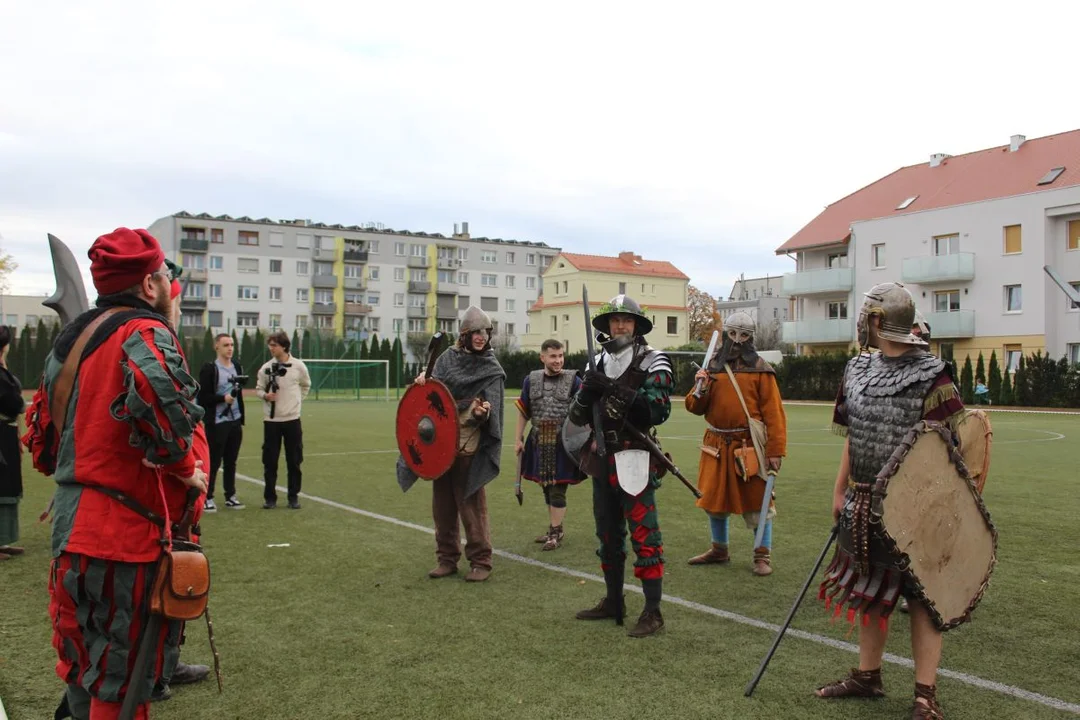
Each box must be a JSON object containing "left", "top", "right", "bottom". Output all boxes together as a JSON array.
[
  {"left": 844, "top": 352, "right": 945, "bottom": 484},
  {"left": 528, "top": 369, "right": 575, "bottom": 422}
]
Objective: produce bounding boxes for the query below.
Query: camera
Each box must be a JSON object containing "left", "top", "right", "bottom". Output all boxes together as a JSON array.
[
  {"left": 264, "top": 363, "right": 290, "bottom": 419},
  {"left": 217, "top": 374, "right": 249, "bottom": 420}
]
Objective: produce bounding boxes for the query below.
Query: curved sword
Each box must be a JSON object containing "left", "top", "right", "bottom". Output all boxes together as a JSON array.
[{"left": 43, "top": 233, "right": 90, "bottom": 325}]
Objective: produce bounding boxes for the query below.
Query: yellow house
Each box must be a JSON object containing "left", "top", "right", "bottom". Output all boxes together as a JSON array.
[{"left": 522, "top": 251, "right": 690, "bottom": 353}]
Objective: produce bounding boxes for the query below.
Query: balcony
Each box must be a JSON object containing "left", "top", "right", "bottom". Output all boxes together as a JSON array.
[
  {"left": 180, "top": 297, "right": 207, "bottom": 309},
  {"left": 901, "top": 252, "right": 976, "bottom": 285},
  {"left": 179, "top": 324, "right": 207, "bottom": 337},
  {"left": 180, "top": 237, "right": 209, "bottom": 252},
  {"left": 185, "top": 268, "right": 208, "bottom": 282},
  {"left": 313, "top": 246, "right": 338, "bottom": 261},
  {"left": 343, "top": 302, "right": 373, "bottom": 315},
  {"left": 925, "top": 310, "right": 975, "bottom": 339},
  {"left": 407, "top": 306, "right": 428, "bottom": 318},
  {"left": 407, "top": 256, "right": 430, "bottom": 268},
  {"left": 343, "top": 277, "right": 366, "bottom": 291},
  {"left": 312, "top": 274, "right": 339, "bottom": 289},
  {"left": 436, "top": 283, "right": 457, "bottom": 294},
  {"left": 782, "top": 267, "right": 854, "bottom": 296},
  {"left": 782, "top": 318, "right": 854, "bottom": 344},
  {"left": 437, "top": 307, "right": 459, "bottom": 321},
  {"left": 437, "top": 257, "right": 460, "bottom": 270},
  {"left": 408, "top": 281, "right": 432, "bottom": 293},
  {"left": 343, "top": 248, "right": 368, "bottom": 263},
  {"left": 311, "top": 302, "right": 337, "bottom": 315}
]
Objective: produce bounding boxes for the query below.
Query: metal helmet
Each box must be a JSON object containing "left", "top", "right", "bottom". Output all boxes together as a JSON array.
[
  {"left": 857, "top": 282, "right": 927, "bottom": 349},
  {"left": 592, "top": 294, "right": 652, "bottom": 335},
  {"left": 459, "top": 306, "right": 493, "bottom": 335},
  {"left": 722, "top": 311, "right": 755, "bottom": 337},
  {"left": 912, "top": 309, "right": 932, "bottom": 341}
]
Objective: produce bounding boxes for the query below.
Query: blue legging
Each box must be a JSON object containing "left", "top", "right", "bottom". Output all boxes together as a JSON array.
[{"left": 708, "top": 512, "right": 772, "bottom": 549}]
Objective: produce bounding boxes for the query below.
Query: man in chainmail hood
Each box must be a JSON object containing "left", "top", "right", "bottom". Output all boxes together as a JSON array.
[
  {"left": 397, "top": 306, "right": 506, "bottom": 582},
  {"left": 568, "top": 295, "right": 674, "bottom": 638},
  {"left": 815, "top": 282, "right": 967, "bottom": 720}
]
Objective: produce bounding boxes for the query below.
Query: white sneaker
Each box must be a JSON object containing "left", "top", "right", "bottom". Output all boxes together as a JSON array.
[
  {"left": 204, "top": 499, "right": 217, "bottom": 512},
  {"left": 224, "top": 496, "right": 245, "bottom": 509}
]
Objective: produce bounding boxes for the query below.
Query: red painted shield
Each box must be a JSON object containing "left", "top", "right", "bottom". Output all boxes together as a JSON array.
[{"left": 396, "top": 380, "right": 459, "bottom": 480}]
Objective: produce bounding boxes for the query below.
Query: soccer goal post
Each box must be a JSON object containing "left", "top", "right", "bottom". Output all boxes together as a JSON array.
[{"left": 300, "top": 359, "right": 391, "bottom": 402}]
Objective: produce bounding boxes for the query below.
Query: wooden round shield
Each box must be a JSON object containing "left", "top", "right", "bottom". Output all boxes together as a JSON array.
[
  {"left": 395, "top": 380, "right": 459, "bottom": 481},
  {"left": 875, "top": 421, "right": 998, "bottom": 631},
  {"left": 956, "top": 409, "right": 993, "bottom": 494}
]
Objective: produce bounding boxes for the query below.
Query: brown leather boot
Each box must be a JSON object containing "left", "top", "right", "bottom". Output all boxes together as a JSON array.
[
  {"left": 428, "top": 563, "right": 458, "bottom": 579},
  {"left": 912, "top": 683, "right": 943, "bottom": 719},
  {"left": 535, "top": 526, "right": 554, "bottom": 543},
  {"left": 753, "top": 547, "right": 773, "bottom": 576},
  {"left": 575, "top": 595, "right": 624, "bottom": 621},
  {"left": 465, "top": 566, "right": 491, "bottom": 582},
  {"left": 542, "top": 525, "right": 564, "bottom": 551},
  {"left": 815, "top": 667, "right": 885, "bottom": 698},
  {"left": 687, "top": 543, "right": 730, "bottom": 565},
  {"left": 627, "top": 608, "right": 664, "bottom": 638}
]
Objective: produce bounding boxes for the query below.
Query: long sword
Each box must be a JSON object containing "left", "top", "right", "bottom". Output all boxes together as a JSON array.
[
  {"left": 693, "top": 330, "right": 720, "bottom": 397},
  {"left": 753, "top": 472, "right": 776, "bottom": 549},
  {"left": 582, "top": 285, "right": 606, "bottom": 459}
]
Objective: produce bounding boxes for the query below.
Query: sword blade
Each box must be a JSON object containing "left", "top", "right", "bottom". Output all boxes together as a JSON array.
[
  {"left": 515, "top": 450, "right": 523, "bottom": 505},
  {"left": 753, "top": 472, "right": 776, "bottom": 549},
  {"left": 582, "top": 285, "right": 606, "bottom": 458},
  {"left": 693, "top": 330, "right": 720, "bottom": 396}
]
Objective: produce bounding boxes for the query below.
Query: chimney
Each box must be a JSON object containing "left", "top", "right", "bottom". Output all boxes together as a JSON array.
[
  {"left": 929, "top": 153, "right": 951, "bottom": 168},
  {"left": 1010, "top": 134, "right": 1026, "bottom": 152},
  {"left": 452, "top": 221, "right": 470, "bottom": 240},
  {"left": 618, "top": 251, "right": 642, "bottom": 264},
  {"left": 462, "top": 221, "right": 469, "bottom": 235}
]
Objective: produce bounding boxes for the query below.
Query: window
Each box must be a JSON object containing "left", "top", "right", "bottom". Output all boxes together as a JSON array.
[
  {"left": 394, "top": 267, "right": 405, "bottom": 281},
  {"left": 1038, "top": 167, "right": 1066, "bottom": 186},
  {"left": 1004, "top": 285, "right": 1022, "bottom": 313},
  {"left": 506, "top": 323, "right": 515, "bottom": 335},
  {"left": 237, "top": 257, "right": 259, "bottom": 273},
  {"left": 526, "top": 300, "right": 534, "bottom": 311},
  {"left": 526, "top": 253, "right": 536, "bottom": 266},
  {"left": 1004, "top": 225, "right": 1022, "bottom": 254},
  {"left": 1069, "top": 220, "right": 1080, "bottom": 251},
  {"left": 408, "top": 294, "right": 425, "bottom": 308},
  {"left": 827, "top": 253, "right": 847, "bottom": 269},
  {"left": 238, "top": 231, "right": 258, "bottom": 246},
  {"left": 296, "top": 288, "right": 309, "bottom": 303},
  {"left": 296, "top": 261, "right": 309, "bottom": 275},
  {"left": 181, "top": 227, "right": 205, "bottom": 240},
  {"left": 934, "top": 290, "right": 960, "bottom": 312},
  {"left": 296, "top": 234, "right": 311, "bottom": 249},
  {"left": 410, "top": 269, "right": 427, "bottom": 282},
  {"left": 296, "top": 315, "right": 308, "bottom": 328},
  {"left": 394, "top": 293, "right": 405, "bottom": 307},
  {"left": 939, "top": 343, "right": 954, "bottom": 362},
  {"left": 395, "top": 242, "right": 406, "bottom": 256},
  {"left": 316, "top": 315, "right": 334, "bottom": 329},
  {"left": 618, "top": 282, "right": 627, "bottom": 294},
  {"left": 896, "top": 196, "right": 918, "bottom": 210},
  {"left": 458, "top": 248, "right": 468, "bottom": 262},
  {"left": 667, "top": 316, "right": 678, "bottom": 334},
  {"left": 315, "top": 290, "right": 334, "bottom": 305},
  {"left": 238, "top": 286, "right": 259, "bottom": 300},
  {"left": 208, "top": 310, "right": 223, "bottom": 327},
  {"left": 368, "top": 240, "right": 380, "bottom": 254},
  {"left": 236, "top": 312, "right": 259, "bottom": 327},
  {"left": 438, "top": 270, "right": 455, "bottom": 283},
  {"left": 506, "top": 251, "right": 516, "bottom": 264},
  {"left": 269, "top": 259, "right": 282, "bottom": 274},
  {"left": 434, "top": 319, "right": 453, "bottom": 333},
  {"left": 1068, "top": 343, "right": 1080, "bottom": 365},
  {"left": 1005, "top": 344, "right": 1022, "bottom": 372},
  {"left": 410, "top": 244, "right": 424, "bottom": 257},
  {"left": 872, "top": 243, "right": 886, "bottom": 268},
  {"left": 551, "top": 316, "right": 558, "bottom": 332},
  {"left": 344, "top": 291, "right": 364, "bottom": 304},
  {"left": 480, "top": 297, "right": 498, "bottom": 312},
  {"left": 210, "top": 256, "right": 223, "bottom": 271},
  {"left": 482, "top": 274, "right": 497, "bottom": 287},
  {"left": 827, "top": 301, "right": 848, "bottom": 319},
  {"left": 344, "top": 264, "right": 363, "bottom": 279},
  {"left": 181, "top": 253, "right": 205, "bottom": 269},
  {"left": 1069, "top": 282, "right": 1080, "bottom": 311},
  {"left": 269, "top": 231, "right": 284, "bottom": 247},
  {"left": 183, "top": 283, "right": 205, "bottom": 298},
  {"left": 269, "top": 287, "right": 282, "bottom": 301},
  {"left": 458, "top": 295, "right": 470, "bottom": 309},
  {"left": 209, "top": 284, "right": 222, "bottom": 298},
  {"left": 367, "top": 293, "right": 380, "bottom": 306},
  {"left": 269, "top": 314, "right": 281, "bottom": 329},
  {"left": 368, "top": 317, "right": 380, "bottom": 332},
  {"left": 482, "top": 250, "right": 497, "bottom": 264},
  {"left": 506, "top": 299, "right": 516, "bottom": 312},
  {"left": 393, "top": 318, "right": 404, "bottom": 333},
  {"left": 933, "top": 234, "right": 959, "bottom": 256},
  {"left": 408, "top": 319, "right": 425, "bottom": 332},
  {"left": 211, "top": 229, "right": 224, "bottom": 244},
  {"left": 369, "top": 266, "right": 380, "bottom": 281},
  {"left": 505, "top": 275, "right": 515, "bottom": 289},
  {"left": 458, "top": 271, "right": 469, "bottom": 285},
  {"left": 315, "top": 262, "right": 333, "bottom": 276}
]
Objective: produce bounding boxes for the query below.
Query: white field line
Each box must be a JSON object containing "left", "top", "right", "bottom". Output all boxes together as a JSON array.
[{"left": 233, "top": 471, "right": 1079, "bottom": 716}]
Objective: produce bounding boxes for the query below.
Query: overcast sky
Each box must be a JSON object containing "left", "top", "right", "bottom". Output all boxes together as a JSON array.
[{"left": 3, "top": 0, "right": 1079, "bottom": 302}]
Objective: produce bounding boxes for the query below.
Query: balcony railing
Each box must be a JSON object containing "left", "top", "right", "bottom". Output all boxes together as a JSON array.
[
  {"left": 436, "top": 307, "right": 459, "bottom": 321},
  {"left": 185, "top": 268, "right": 208, "bottom": 282},
  {"left": 408, "top": 281, "right": 432, "bottom": 293},
  {"left": 313, "top": 247, "right": 339, "bottom": 261},
  {"left": 782, "top": 267, "right": 854, "bottom": 296},
  {"left": 178, "top": 324, "right": 207, "bottom": 337},
  {"left": 925, "top": 310, "right": 975, "bottom": 338},
  {"left": 343, "top": 248, "right": 368, "bottom": 263},
  {"left": 312, "top": 274, "right": 338, "bottom": 289},
  {"left": 437, "top": 257, "right": 460, "bottom": 270},
  {"left": 180, "top": 237, "right": 209, "bottom": 252},
  {"left": 407, "top": 306, "right": 428, "bottom": 318},
  {"left": 180, "top": 297, "right": 207, "bottom": 309},
  {"left": 782, "top": 318, "right": 854, "bottom": 344},
  {"left": 407, "top": 256, "right": 430, "bottom": 268},
  {"left": 901, "top": 252, "right": 976, "bottom": 285},
  {"left": 311, "top": 302, "right": 337, "bottom": 315},
  {"left": 343, "top": 302, "right": 373, "bottom": 315},
  {"left": 343, "top": 277, "right": 366, "bottom": 291}
]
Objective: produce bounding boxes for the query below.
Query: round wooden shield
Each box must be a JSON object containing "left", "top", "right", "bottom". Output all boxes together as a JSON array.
[
  {"left": 956, "top": 408, "right": 993, "bottom": 494},
  {"left": 396, "top": 380, "right": 459, "bottom": 481},
  {"left": 876, "top": 421, "right": 998, "bottom": 631}
]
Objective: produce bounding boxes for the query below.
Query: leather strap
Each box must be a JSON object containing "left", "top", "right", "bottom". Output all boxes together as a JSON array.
[{"left": 49, "top": 307, "right": 127, "bottom": 433}]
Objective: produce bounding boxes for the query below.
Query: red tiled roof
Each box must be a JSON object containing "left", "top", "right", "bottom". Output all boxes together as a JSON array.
[
  {"left": 528, "top": 298, "right": 686, "bottom": 313},
  {"left": 557, "top": 252, "right": 690, "bottom": 280},
  {"left": 775, "top": 129, "right": 1080, "bottom": 254}
]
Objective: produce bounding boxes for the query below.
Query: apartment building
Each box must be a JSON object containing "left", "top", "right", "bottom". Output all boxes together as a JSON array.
[
  {"left": 775, "top": 130, "right": 1080, "bottom": 366},
  {"left": 0, "top": 294, "right": 59, "bottom": 332},
  {"left": 147, "top": 214, "right": 559, "bottom": 359},
  {"left": 521, "top": 251, "right": 690, "bottom": 352},
  {"left": 714, "top": 275, "right": 790, "bottom": 329}
]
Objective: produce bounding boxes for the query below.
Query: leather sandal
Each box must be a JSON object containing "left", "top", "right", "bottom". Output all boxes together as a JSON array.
[
  {"left": 912, "top": 683, "right": 943, "bottom": 719},
  {"left": 815, "top": 668, "right": 885, "bottom": 699}
]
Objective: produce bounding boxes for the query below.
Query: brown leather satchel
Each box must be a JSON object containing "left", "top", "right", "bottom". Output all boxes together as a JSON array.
[
  {"left": 733, "top": 441, "right": 761, "bottom": 481},
  {"left": 150, "top": 540, "right": 211, "bottom": 621}
]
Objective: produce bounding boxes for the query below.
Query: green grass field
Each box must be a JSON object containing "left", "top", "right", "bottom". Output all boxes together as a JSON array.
[{"left": 2, "top": 399, "right": 1079, "bottom": 719}]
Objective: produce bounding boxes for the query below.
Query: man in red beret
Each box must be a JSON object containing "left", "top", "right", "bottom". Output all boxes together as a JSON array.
[{"left": 22, "top": 227, "right": 209, "bottom": 720}]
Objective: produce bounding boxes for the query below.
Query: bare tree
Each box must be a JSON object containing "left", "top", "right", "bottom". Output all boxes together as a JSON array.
[
  {"left": 754, "top": 319, "right": 792, "bottom": 354},
  {"left": 0, "top": 233, "right": 17, "bottom": 294}
]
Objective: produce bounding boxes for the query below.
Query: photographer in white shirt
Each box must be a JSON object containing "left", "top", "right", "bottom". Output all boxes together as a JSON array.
[{"left": 255, "top": 331, "right": 311, "bottom": 509}]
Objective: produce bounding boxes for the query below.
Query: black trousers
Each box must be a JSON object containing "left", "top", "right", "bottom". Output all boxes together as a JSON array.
[
  {"left": 208, "top": 419, "right": 243, "bottom": 500},
  {"left": 263, "top": 419, "right": 303, "bottom": 502}
]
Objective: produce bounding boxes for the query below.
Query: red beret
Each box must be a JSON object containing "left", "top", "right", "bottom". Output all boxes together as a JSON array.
[
  {"left": 88, "top": 228, "right": 166, "bottom": 296},
  {"left": 170, "top": 279, "right": 182, "bottom": 300}
]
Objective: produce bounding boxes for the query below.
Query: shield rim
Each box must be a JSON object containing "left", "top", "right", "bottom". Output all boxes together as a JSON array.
[
  {"left": 956, "top": 408, "right": 993, "bottom": 494},
  {"left": 614, "top": 448, "right": 650, "bottom": 496},
  {"left": 874, "top": 420, "right": 999, "bottom": 632},
  {"left": 395, "top": 379, "right": 460, "bottom": 481}
]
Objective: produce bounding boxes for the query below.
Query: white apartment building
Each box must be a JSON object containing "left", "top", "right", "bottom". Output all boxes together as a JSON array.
[
  {"left": 776, "top": 130, "right": 1080, "bottom": 367},
  {"left": 714, "top": 275, "right": 790, "bottom": 329},
  {"left": 148, "top": 214, "right": 559, "bottom": 359},
  {"left": 0, "top": 294, "right": 59, "bottom": 332}
]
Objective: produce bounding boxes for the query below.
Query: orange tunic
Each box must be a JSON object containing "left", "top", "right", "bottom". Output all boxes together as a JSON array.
[{"left": 684, "top": 364, "right": 787, "bottom": 516}]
